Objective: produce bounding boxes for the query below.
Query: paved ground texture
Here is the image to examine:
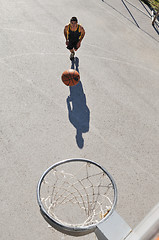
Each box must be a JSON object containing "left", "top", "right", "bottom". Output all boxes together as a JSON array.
[{"left": 0, "top": 0, "right": 159, "bottom": 240}]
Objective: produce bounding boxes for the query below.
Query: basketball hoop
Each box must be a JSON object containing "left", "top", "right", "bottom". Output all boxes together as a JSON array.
[{"left": 37, "top": 158, "right": 117, "bottom": 237}]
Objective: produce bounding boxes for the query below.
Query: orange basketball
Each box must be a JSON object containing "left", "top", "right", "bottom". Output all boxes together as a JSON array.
[{"left": 61, "top": 69, "right": 80, "bottom": 86}]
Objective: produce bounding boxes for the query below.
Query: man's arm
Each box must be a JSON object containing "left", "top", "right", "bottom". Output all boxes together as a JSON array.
[
  {"left": 76, "top": 26, "right": 85, "bottom": 49},
  {"left": 64, "top": 25, "right": 69, "bottom": 45},
  {"left": 79, "top": 26, "right": 85, "bottom": 42},
  {"left": 64, "top": 25, "right": 68, "bottom": 40}
]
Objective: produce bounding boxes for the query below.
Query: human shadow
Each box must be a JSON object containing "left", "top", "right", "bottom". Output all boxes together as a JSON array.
[
  {"left": 70, "top": 56, "right": 80, "bottom": 72},
  {"left": 66, "top": 57, "right": 90, "bottom": 149}
]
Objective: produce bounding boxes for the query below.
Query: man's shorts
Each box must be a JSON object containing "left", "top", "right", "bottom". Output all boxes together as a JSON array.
[{"left": 67, "top": 40, "right": 78, "bottom": 50}]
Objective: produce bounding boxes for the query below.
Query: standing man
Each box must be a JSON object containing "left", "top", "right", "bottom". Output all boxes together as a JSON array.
[{"left": 64, "top": 17, "right": 85, "bottom": 60}]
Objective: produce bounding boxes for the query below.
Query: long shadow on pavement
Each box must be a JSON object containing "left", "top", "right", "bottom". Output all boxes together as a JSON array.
[{"left": 66, "top": 57, "right": 90, "bottom": 149}]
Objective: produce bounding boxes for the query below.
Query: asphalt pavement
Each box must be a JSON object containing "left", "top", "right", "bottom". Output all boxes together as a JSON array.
[{"left": 0, "top": 0, "right": 159, "bottom": 240}]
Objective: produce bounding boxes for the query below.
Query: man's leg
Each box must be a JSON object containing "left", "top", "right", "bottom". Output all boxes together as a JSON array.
[
  {"left": 67, "top": 41, "right": 79, "bottom": 60},
  {"left": 70, "top": 49, "right": 75, "bottom": 60}
]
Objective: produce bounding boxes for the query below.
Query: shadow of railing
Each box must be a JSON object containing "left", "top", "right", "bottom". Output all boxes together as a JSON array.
[
  {"left": 121, "top": 0, "right": 140, "bottom": 28},
  {"left": 101, "top": 0, "right": 140, "bottom": 27},
  {"left": 101, "top": 0, "right": 159, "bottom": 42}
]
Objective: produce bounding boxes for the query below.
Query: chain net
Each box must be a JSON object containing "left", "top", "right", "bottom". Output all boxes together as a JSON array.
[{"left": 39, "top": 161, "right": 115, "bottom": 228}]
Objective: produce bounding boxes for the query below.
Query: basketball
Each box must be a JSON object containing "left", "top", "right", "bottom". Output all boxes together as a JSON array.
[{"left": 61, "top": 69, "right": 80, "bottom": 86}]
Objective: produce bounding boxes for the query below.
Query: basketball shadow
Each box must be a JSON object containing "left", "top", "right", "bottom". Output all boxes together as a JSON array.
[{"left": 66, "top": 57, "right": 90, "bottom": 149}]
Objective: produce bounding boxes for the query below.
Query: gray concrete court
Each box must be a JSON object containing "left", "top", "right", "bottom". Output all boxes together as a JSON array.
[{"left": 0, "top": 0, "right": 159, "bottom": 239}]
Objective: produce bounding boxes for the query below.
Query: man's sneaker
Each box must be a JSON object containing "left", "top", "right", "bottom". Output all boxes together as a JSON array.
[{"left": 70, "top": 52, "right": 75, "bottom": 60}]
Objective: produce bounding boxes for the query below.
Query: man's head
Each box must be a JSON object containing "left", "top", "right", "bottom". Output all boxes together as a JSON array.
[
  {"left": 70, "top": 16, "right": 78, "bottom": 28},
  {"left": 70, "top": 16, "right": 78, "bottom": 23}
]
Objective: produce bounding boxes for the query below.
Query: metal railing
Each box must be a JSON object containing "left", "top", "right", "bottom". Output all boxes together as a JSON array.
[
  {"left": 152, "top": 8, "right": 159, "bottom": 26},
  {"left": 142, "top": 0, "right": 159, "bottom": 25}
]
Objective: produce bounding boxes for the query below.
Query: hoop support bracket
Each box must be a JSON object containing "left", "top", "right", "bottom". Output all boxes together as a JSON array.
[{"left": 95, "top": 210, "right": 132, "bottom": 240}]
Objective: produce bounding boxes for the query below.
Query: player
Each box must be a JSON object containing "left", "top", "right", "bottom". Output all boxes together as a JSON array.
[{"left": 64, "top": 17, "right": 85, "bottom": 60}]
